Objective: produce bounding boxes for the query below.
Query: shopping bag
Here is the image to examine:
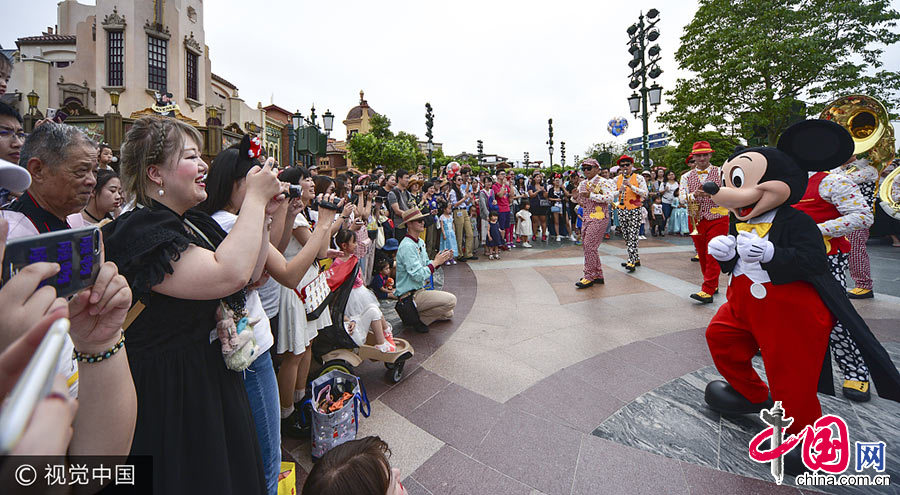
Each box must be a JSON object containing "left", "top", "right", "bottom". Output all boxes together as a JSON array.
[
  {"left": 305, "top": 369, "right": 370, "bottom": 461},
  {"left": 277, "top": 462, "right": 296, "bottom": 495}
]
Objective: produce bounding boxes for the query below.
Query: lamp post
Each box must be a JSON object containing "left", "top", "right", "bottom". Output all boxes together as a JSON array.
[
  {"left": 547, "top": 118, "right": 554, "bottom": 171},
  {"left": 290, "top": 110, "right": 302, "bottom": 168},
  {"left": 626, "top": 8, "right": 663, "bottom": 171},
  {"left": 425, "top": 102, "right": 434, "bottom": 177},
  {"left": 476, "top": 139, "right": 484, "bottom": 172},
  {"left": 560, "top": 141, "right": 566, "bottom": 168}
]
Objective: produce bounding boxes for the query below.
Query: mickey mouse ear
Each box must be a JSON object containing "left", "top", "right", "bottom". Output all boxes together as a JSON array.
[
  {"left": 777, "top": 119, "right": 854, "bottom": 172},
  {"left": 238, "top": 134, "right": 252, "bottom": 160}
]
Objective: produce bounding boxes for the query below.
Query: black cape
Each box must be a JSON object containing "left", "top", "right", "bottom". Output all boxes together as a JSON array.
[{"left": 717, "top": 206, "right": 900, "bottom": 402}]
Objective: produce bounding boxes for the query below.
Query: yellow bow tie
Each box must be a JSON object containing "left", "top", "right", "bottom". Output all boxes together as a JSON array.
[
  {"left": 735, "top": 222, "right": 773, "bottom": 238},
  {"left": 696, "top": 170, "right": 709, "bottom": 175}
]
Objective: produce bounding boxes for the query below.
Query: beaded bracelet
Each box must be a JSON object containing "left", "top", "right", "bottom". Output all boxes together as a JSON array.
[{"left": 73, "top": 333, "right": 125, "bottom": 363}]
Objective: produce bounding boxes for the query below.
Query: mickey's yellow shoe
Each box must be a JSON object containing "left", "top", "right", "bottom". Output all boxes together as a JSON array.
[
  {"left": 847, "top": 288, "right": 874, "bottom": 299},
  {"left": 842, "top": 380, "right": 870, "bottom": 402},
  {"left": 690, "top": 291, "right": 714, "bottom": 304},
  {"left": 575, "top": 278, "right": 595, "bottom": 289}
]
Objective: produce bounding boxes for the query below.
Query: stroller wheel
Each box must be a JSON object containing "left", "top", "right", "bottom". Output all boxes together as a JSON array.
[
  {"left": 384, "top": 361, "right": 396, "bottom": 370},
  {"left": 319, "top": 359, "right": 354, "bottom": 378},
  {"left": 389, "top": 360, "right": 406, "bottom": 383}
]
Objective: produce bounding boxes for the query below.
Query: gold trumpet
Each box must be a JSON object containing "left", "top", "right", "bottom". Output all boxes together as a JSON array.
[
  {"left": 820, "top": 94, "right": 895, "bottom": 188},
  {"left": 687, "top": 194, "right": 701, "bottom": 235}
]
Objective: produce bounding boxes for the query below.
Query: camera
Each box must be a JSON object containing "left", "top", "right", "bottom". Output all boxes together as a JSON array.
[
  {"left": 284, "top": 185, "right": 303, "bottom": 198},
  {"left": 312, "top": 198, "right": 341, "bottom": 211}
]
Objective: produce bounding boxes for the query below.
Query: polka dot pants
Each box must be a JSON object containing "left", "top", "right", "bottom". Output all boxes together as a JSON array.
[
  {"left": 618, "top": 208, "right": 642, "bottom": 264},
  {"left": 828, "top": 252, "right": 869, "bottom": 382}
]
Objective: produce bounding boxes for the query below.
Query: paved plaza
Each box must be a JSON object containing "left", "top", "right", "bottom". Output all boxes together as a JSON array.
[{"left": 285, "top": 236, "right": 900, "bottom": 494}]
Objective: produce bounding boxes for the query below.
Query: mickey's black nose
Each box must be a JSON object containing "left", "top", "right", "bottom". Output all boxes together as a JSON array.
[{"left": 702, "top": 182, "right": 720, "bottom": 195}]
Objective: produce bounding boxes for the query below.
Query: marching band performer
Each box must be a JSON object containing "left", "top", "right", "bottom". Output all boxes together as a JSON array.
[
  {"left": 614, "top": 156, "right": 648, "bottom": 272},
  {"left": 575, "top": 159, "right": 615, "bottom": 288},
  {"left": 679, "top": 141, "right": 731, "bottom": 303},
  {"left": 794, "top": 167, "right": 874, "bottom": 401},
  {"left": 831, "top": 155, "right": 879, "bottom": 299}
]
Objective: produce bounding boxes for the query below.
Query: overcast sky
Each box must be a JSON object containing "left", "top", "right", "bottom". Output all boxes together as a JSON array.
[{"left": 4, "top": 1, "right": 900, "bottom": 164}]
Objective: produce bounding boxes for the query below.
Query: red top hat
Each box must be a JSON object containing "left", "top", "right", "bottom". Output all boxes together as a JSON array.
[
  {"left": 616, "top": 155, "right": 634, "bottom": 166},
  {"left": 691, "top": 141, "right": 714, "bottom": 154}
]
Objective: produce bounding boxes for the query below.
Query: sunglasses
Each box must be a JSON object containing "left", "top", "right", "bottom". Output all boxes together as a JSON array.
[{"left": 581, "top": 165, "right": 594, "bottom": 171}]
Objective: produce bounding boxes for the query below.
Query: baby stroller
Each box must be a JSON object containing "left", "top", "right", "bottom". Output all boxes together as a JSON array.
[{"left": 311, "top": 257, "right": 414, "bottom": 383}]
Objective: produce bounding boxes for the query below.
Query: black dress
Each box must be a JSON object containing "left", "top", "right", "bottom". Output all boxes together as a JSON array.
[{"left": 102, "top": 202, "right": 265, "bottom": 495}]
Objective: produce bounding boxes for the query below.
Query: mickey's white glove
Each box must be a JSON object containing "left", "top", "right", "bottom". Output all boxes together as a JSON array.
[
  {"left": 708, "top": 235, "right": 736, "bottom": 261},
  {"left": 736, "top": 231, "right": 774, "bottom": 264}
]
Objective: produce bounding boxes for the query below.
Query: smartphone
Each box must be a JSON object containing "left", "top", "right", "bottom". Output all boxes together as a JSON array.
[
  {"left": 46, "top": 108, "right": 68, "bottom": 124},
  {"left": 1, "top": 226, "right": 102, "bottom": 299},
  {"left": 0, "top": 318, "right": 70, "bottom": 455}
]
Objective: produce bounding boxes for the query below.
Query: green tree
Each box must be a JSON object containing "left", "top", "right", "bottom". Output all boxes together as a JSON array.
[
  {"left": 659, "top": 0, "right": 900, "bottom": 146},
  {"left": 669, "top": 131, "right": 743, "bottom": 175},
  {"left": 347, "top": 113, "right": 420, "bottom": 173}
]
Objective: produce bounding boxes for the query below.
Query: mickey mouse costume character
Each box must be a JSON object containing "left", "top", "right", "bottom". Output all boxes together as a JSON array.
[{"left": 700, "top": 119, "right": 900, "bottom": 471}]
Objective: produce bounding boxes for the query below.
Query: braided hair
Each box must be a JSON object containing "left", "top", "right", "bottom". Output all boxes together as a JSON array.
[{"left": 119, "top": 116, "right": 203, "bottom": 207}]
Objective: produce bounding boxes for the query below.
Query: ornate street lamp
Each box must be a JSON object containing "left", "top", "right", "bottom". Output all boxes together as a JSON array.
[
  {"left": 626, "top": 9, "right": 664, "bottom": 171},
  {"left": 26, "top": 91, "right": 39, "bottom": 115},
  {"left": 322, "top": 109, "right": 334, "bottom": 136},
  {"left": 109, "top": 90, "right": 120, "bottom": 114},
  {"left": 290, "top": 110, "right": 302, "bottom": 167},
  {"left": 425, "top": 102, "right": 434, "bottom": 177},
  {"left": 547, "top": 118, "right": 554, "bottom": 170}
]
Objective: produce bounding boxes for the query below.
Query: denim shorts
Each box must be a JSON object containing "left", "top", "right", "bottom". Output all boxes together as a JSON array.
[{"left": 550, "top": 206, "right": 562, "bottom": 213}]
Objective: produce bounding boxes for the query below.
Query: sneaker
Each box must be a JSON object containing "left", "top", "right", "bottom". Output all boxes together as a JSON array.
[
  {"left": 523, "top": 242, "right": 533, "bottom": 248},
  {"left": 604, "top": 233, "right": 610, "bottom": 240},
  {"left": 847, "top": 288, "right": 874, "bottom": 299},
  {"left": 575, "top": 241, "right": 582, "bottom": 245},
  {"left": 569, "top": 234, "right": 577, "bottom": 242},
  {"left": 375, "top": 341, "right": 396, "bottom": 353},
  {"left": 639, "top": 235, "right": 647, "bottom": 240},
  {"left": 556, "top": 235, "right": 562, "bottom": 241},
  {"left": 542, "top": 235, "right": 548, "bottom": 242},
  {"left": 281, "top": 410, "right": 310, "bottom": 439}
]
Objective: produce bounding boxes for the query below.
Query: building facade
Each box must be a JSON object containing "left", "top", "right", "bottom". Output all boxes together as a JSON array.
[{"left": 6, "top": 0, "right": 268, "bottom": 159}]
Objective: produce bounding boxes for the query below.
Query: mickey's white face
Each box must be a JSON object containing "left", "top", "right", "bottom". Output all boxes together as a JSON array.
[{"left": 709, "top": 151, "right": 791, "bottom": 221}]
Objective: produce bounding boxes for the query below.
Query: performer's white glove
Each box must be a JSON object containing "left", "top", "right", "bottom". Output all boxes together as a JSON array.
[
  {"left": 736, "top": 231, "right": 774, "bottom": 264},
  {"left": 708, "top": 235, "right": 736, "bottom": 261}
]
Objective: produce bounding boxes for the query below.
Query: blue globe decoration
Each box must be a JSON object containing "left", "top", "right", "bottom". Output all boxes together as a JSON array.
[{"left": 607, "top": 117, "right": 629, "bottom": 137}]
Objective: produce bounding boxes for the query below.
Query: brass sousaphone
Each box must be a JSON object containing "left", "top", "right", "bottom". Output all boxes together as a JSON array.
[{"left": 819, "top": 95, "right": 896, "bottom": 211}]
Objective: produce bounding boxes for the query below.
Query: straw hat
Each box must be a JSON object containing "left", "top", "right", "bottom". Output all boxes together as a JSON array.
[{"left": 398, "top": 208, "right": 428, "bottom": 227}]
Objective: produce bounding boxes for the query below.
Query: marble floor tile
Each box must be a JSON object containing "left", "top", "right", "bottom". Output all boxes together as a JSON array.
[
  {"left": 378, "top": 367, "right": 451, "bottom": 418},
  {"left": 412, "top": 445, "right": 535, "bottom": 495},
  {"left": 592, "top": 377, "right": 720, "bottom": 469},
  {"left": 401, "top": 476, "right": 433, "bottom": 495},
  {"left": 680, "top": 461, "right": 802, "bottom": 495},
  {"left": 356, "top": 399, "right": 446, "bottom": 481},
  {"left": 406, "top": 383, "right": 504, "bottom": 455},
  {"left": 473, "top": 408, "right": 583, "bottom": 495},
  {"left": 421, "top": 339, "right": 546, "bottom": 402},
  {"left": 572, "top": 435, "right": 690, "bottom": 495},
  {"left": 513, "top": 366, "right": 626, "bottom": 434},
  {"left": 566, "top": 351, "right": 663, "bottom": 404},
  {"left": 602, "top": 340, "right": 708, "bottom": 382}
]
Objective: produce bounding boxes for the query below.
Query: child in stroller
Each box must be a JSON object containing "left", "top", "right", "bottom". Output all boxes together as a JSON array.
[{"left": 332, "top": 229, "right": 395, "bottom": 352}]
